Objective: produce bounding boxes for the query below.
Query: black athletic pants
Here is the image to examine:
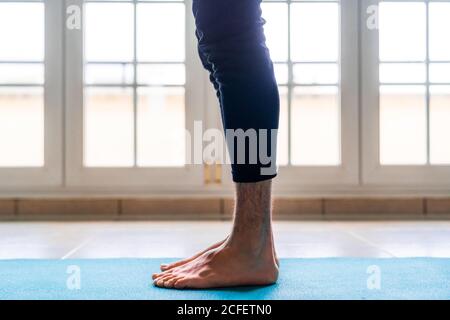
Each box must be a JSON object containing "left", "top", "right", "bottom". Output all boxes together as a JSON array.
[{"left": 192, "top": 0, "right": 280, "bottom": 183}]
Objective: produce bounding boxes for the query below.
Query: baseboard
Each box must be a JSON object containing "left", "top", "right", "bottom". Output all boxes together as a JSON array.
[{"left": 1, "top": 197, "right": 450, "bottom": 221}]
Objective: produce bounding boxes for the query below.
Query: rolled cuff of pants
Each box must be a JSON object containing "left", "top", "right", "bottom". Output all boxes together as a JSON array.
[{"left": 232, "top": 168, "right": 277, "bottom": 183}]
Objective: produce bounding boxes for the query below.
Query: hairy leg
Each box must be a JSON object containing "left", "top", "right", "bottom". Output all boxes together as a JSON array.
[{"left": 153, "top": 180, "right": 278, "bottom": 289}]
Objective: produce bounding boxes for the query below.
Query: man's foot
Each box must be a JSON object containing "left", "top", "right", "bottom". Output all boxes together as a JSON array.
[
  {"left": 152, "top": 241, "right": 278, "bottom": 289},
  {"left": 154, "top": 180, "right": 277, "bottom": 289},
  {"left": 161, "top": 236, "right": 279, "bottom": 271},
  {"left": 160, "top": 237, "right": 228, "bottom": 271}
]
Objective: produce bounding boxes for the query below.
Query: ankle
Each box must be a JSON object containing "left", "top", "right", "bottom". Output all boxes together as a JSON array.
[{"left": 226, "top": 233, "right": 274, "bottom": 256}]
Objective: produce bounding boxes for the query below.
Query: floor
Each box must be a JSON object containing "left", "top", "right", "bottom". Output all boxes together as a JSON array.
[{"left": 1, "top": 221, "right": 450, "bottom": 260}]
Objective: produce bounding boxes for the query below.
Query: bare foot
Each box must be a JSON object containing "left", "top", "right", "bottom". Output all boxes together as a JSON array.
[
  {"left": 152, "top": 241, "right": 278, "bottom": 289},
  {"left": 161, "top": 236, "right": 279, "bottom": 272},
  {"left": 160, "top": 237, "right": 228, "bottom": 271},
  {"left": 154, "top": 180, "right": 278, "bottom": 289}
]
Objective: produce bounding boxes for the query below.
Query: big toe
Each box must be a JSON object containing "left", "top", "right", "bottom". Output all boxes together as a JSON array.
[
  {"left": 152, "top": 270, "right": 172, "bottom": 280},
  {"left": 154, "top": 274, "right": 173, "bottom": 287},
  {"left": 160, "top": 261, "right": 183, "bottom": 271}
]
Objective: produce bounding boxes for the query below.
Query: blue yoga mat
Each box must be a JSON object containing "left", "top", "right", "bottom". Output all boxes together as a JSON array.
[{"left": 0, "top": 258, "right": 449, "bottom": 300}]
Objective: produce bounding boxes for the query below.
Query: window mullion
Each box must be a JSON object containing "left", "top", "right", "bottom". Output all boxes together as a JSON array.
[
  {"left": 133, "top": 0, "right": 138, "bottom": 167},
  {"left": 287, "top": 0, "right": 293, "bottom": 166},
  {"left": 425, "top": 0, "right": 431, "bottom": 165}
]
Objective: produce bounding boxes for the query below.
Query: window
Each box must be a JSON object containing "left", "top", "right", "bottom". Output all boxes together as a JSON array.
[
  {"left": 0, "top": 0, "right": 63, "bottom": 187},
  {"left": 83, "top": 1, "right": 186, "bottom": 168},
  {"left": 0, "top": 2, "right": 45, "bottom": 167},
  {"left": 261, "top": 0, "right": 359, "bottom": 186},
  {"left": 362, "top": 0, "right": 450, "bottom": 185},
  {"left": 65, "top": 0, "right": 203, "bottom": 187},
  {"left": 1, "top": 0, "right": 449, "bottom": 193},
  {"left": 262, "top": 0, "right": 341, "bottom": 166}
]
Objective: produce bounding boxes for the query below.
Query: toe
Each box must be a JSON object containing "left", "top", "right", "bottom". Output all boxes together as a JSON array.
[
  {"left": 155, "top": 276, "right": 169, "bottom": 287},
  {"left": 166, "top": 277, "right": 182, "bottom": 288},
  {"left": 154, "top": 279, "right": 164, "bottom": 287},
  {"left": 155, "top": 272, "right": 179, "bottom": 287},
  {"left": 163, "top": 275, "right": 178, "bottom": 288},
  {"left": 152, "top": 272, "right": 164, "bottom": 280},
  {"left": 152, "top": 269, "right": 172, "bottom": 280},
  {"left": 160, "top": 262, "right": 177, "bottom": 271},
  {"left": 160, "top": 264, "right": 168, "bottom": 271},
  {"left": 161, "top": 260, "right": 186, "bottom": 271},
  {"left": 174, "top": 277, "right": 190, "bottom": 290}
]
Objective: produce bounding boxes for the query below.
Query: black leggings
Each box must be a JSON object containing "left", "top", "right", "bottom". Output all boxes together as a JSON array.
[{"left": 192, "top": 0, "right": 280, "bottom": 183}]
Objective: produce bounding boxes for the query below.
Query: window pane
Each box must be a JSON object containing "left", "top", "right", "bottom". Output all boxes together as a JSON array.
[
  {"left": 429, "top": 63, "right": 450, "bottom": 84},
  {"left": 380, "top": 86, "right": 427, "bottom": 165},
  {"left": 261, "top": 3, "right": 288, "bottom": 62},
  {"left": 85, "top": 64, "right": 134, "bottom": 85},
  {"left": 379, "top": 63, "right": 426, "bottom": 84},
  {"left": 0, "top": 3, "right": 44, "bottom": 61},
  {"left": 0, "top": 88, "right": 44, "bottom": 167},
  {"left": 291, "top": 86, "right": 340, "bottom": 166},
  {"left": 379, "top": 2, "right": 426, "bottom": 61},
  {"left": 429, "top": 3, "right": 450, "bottom": 61},
  {"left": 274, "top": 64, "right": 288, "bottom": 85},
  {"left": 0, "top": 64, "right": 44, "bottom": 85},
  {"left": 137, "top": 3, "right": 185, "bottom": 62},
  {"left": 277, "top": 87, "right": 288, "bottom": 166},
  {"left": 291, "top": 3, "right": 339, "bottom": 62},
  {"left": 85, "top": 3, "right": 134, "bottom": 62},
  {"left": 294, "top": 64, "right": 339, "bottom": 85},
  {"left": 137, "top": 87, "right": 185, "bottom": 167},
  {"left": 430, "top": 86, "right": 450, "bottom": 164},
  {"left": 84, "top": 88, "right": 134, "bottom": 167},
  {"left": 137, "top": 64, "right": 185, "bottom": 85}
]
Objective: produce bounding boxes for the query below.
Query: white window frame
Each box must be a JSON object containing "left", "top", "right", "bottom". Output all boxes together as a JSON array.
[
  {"left": 361, "top": 0, "right": 450, "bottom": 187},
  {"left": 0, "top": 0, "right": 63, "bottom": 189},
  {"left": 65, "top": 0, "right": 205, "bottom": 189}
]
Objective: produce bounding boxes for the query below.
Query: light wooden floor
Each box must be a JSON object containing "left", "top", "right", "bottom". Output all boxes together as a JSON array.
[{"left": 1, "top": 221, "right": 450, "bottom": 259}]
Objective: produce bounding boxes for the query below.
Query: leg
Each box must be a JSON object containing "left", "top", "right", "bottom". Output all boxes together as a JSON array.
[
  {"left": 159, "top": 35, "right": 227, "bottom": 273},
  {"left": 153, "top": 0, "right": 280, "bottom": 288},
  {"left": 153, "top": 180, "right": 278, "bottom": 289},
  {"left": 160, "top": 45, "right": 280, "bottom": 270},
  {"left": 193, "top": 0, "right": 280, "bottom": 181}
]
